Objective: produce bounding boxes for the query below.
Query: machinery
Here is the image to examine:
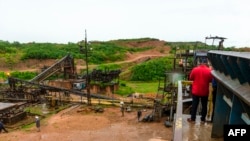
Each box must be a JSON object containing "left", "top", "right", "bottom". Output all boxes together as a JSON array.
[
  {"left": 30, "top": 54, "right": 76, "bottom": 83},
  {"left": 3, "top": 54, "right": 121, "bottom": 105},
  {"left": 205, "top": 35, "right": 227, "bottom": 50}
]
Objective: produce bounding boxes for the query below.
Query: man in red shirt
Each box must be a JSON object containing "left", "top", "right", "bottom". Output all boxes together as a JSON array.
[{"left": 188, "top": 58, "right": 212, "bottom": 123}]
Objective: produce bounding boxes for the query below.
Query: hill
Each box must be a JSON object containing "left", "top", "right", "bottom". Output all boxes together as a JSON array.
[{"left": 0, "top": 38, "right": 171, "bottom": 73}]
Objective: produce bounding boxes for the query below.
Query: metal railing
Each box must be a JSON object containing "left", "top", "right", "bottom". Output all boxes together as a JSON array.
[{"left": 172, "top": 80, "right": 184, "bottom": 141}]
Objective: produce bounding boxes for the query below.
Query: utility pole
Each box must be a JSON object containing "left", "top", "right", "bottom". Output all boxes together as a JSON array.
[
  {"left": 79, "top": 30, "right": 91, "bottom": 105},
  {"left": 85, "top": 30, "right": 91, "bottom": 105}
]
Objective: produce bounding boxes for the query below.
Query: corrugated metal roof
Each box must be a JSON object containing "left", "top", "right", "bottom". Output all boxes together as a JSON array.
[{"left": 0, "top": 102, "right": 15, "bottom": 111}]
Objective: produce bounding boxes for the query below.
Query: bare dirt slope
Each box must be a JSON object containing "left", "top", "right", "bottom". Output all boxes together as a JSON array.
[{"left": 0, "top": 106, "right": 173, "bottom": 141}]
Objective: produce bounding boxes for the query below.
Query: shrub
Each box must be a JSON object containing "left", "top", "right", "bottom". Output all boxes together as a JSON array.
[{"left": 130, "top": 57, "right": 173, "bottom": 81}]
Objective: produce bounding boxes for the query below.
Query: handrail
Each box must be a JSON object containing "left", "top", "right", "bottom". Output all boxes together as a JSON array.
[{"left": 173, "top": 80, "right": 183, "bottom": 141}]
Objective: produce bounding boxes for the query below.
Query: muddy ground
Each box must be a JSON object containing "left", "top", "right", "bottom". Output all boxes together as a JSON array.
[{"left": 0, "top": 105, "right": 173, "bottom": 141}]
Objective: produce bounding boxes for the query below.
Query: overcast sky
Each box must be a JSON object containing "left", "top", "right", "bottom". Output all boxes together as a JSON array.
[{"left": 0, "top": 0, "right": 250, "bottom": 47}]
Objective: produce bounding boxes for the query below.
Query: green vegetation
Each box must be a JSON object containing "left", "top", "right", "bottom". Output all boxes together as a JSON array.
[
  {"left": 0, "top": 39, "right": 156, "bottom": 64},
  {"left": 0, "top": 39, "right": 242, "bottom": 66},
  {"left": 1, "top": 38, "right": 248, "bottom": 96},
  {"left": 130, "top": 57, "right": 173, "bottom": 81},
  {"left": 0, "top": 40, "right": 18, "bottom": 53},
  {"left": 5, "top": 53, "right": 20, "bottom": 69},
  {"left": 95, "top": 64, "right": 121, "bottom": 70},
  {"left": 166, "top": 41, "right": 207, "bottom": 50},
  {"left": 22, "top": 43, "right": 67, "bottom": 59},
  {"left": 115, "top": 57, "right": 174, "bottom": 95},
  {"left": 21, "top": 123, "right": 35, "bottom": 131},
  {"left": 0, "top": 71, "right": 65, "bottom": 81},
  {"left": 24, "top": 105, "right": 44, "bottom": 116},
  {"left": 166, "top": 41, "right": 239, "bottom": 53},
  {"left": 88, "top": 42, "right": 127, "bottom": 64},
  {"left": 115, "top": 81, "right": 159, "bottom": 96},
  {"left": 125, "top": 81, "right": 159, "bottom": 93},
  {"left": 0, "top": 71, "right": 37, "bottom": 80},
  {"left": 0, "top": 72, "right": 6, "bottom": 79},
  {"left": 9, "top": 71, "right": 38, "bottom": 80},
  {"left": 115, "top": 82, "right": 135, "bottom": 96}
]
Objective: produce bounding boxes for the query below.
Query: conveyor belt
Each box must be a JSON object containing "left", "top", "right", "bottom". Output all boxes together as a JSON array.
[
  {"left": 30, "top": 54, "right": 75, "bottom": 83},
  {"left": 9, "top": 77, "right": 115, "bottom": 100}
]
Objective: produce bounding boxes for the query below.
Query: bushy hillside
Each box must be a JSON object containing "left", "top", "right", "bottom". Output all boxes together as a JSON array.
[
  {"left": 0, "top": 38, "right": 168, "bottom": 65},
  {"left": 0, "top": 38, "right": 170, "bottom": 80},
  {"left": 1, "top": 37, "right": 244, "bottom": 82}
]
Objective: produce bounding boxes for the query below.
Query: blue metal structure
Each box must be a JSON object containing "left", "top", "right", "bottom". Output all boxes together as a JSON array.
[{"left": 207, "top": 50, "right": 250, "bottom": 138}]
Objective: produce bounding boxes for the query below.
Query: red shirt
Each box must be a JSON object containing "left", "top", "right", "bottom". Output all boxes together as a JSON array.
[{"left": 189, "top": 64, "right": 212, "bottom": 96}]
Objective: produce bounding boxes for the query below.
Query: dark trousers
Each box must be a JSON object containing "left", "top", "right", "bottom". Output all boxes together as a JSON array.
[
  {"left": 190, "top": 95, "right": 208, "bottom": 121},
  {"left": 0, "top": 127, "right": 8, "bottom": 133},
  {"left": 137, "top": 111, "right": 142, "bottom": 121}
]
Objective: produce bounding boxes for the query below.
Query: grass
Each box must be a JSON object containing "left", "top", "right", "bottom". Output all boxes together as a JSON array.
[
  {"left": 21, "top": 123, "right": 35, "bottom": 131},
  {"left": 116, "top": 81, "right": 159, "bottom": 96},
  {"left": 125, "top": 81, "right": 159, "bottom": 94},
  {"left": 24, "top": 105, "right": 43, "bottom": 115}
]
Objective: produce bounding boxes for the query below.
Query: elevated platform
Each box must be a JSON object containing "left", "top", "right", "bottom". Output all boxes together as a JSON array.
[
  {"left": 173, "top": 81, "right": 223, "bottom": 141},
  {"left": 182, "top": 114, "right": 223, "bottom": 141},
  {"left": 173, "top": 50, "right": 250, "bottom": 140}
]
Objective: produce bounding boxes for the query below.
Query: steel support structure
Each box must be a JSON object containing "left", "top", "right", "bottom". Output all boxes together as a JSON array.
[{"left": 207, "top": 51, "right": 250, "bottom": 138}]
